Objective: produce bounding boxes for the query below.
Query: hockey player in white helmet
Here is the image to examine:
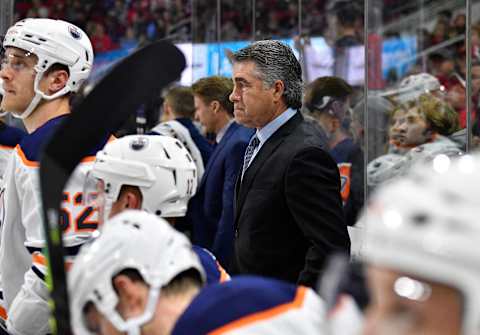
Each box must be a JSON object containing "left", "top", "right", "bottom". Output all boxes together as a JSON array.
[
  {"left": 86, "top": 134, "right": 230, "bottom": 284},
  {"left": 151, "top": 120, "right": 205, "bottom": 182},
  {"left": 360, "top": 154, "right": 480, "bottom": 335},
  {"left": 0, "top": 18, "right": 108, "bottom": 335},
  {"left": 70, "top": 210, "right": 328, "bottom": 335}
]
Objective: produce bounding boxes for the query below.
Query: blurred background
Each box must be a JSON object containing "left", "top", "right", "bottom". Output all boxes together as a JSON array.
[{"left": 1, "top": 0, "right": 479, "bottom": 211}]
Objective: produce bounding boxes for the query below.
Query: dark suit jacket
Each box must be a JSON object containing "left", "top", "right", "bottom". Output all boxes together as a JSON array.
[
  {"left": 233, "top": 112, "right": 350, "bottom": 287},
  {"left": 187, "top": 122, "right": 254, "bottom": 268}
]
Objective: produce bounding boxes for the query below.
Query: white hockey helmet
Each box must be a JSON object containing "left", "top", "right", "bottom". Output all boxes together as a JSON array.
[
  {"left": 151, "top": 120, "right": 205, "bottom": 181},
  {"left": 360, "top": 154, "right": 480, "bottom": 335},
  {"left": 69, "top": 210, "right": 206, "bottom": 335},
  {"left": 2, "top": 18, "right": 94, "bottom": 119},
  {"left": 396, "top": 73, "right": 444, "bottom": 104},
  {"left": 366, "top": 153, "right": 406, "bottom": 188},
  {"left": 90, "top": 135, "right": 197, "bottom": 220}
]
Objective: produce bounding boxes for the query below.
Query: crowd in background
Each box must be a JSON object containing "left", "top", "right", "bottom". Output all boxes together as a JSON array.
[{"left": 11, "top": 0, "right": 480, "bottom": 162}]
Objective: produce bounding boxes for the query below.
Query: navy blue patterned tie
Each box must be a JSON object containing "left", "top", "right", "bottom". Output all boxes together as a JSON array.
[{"left": 242, "top": 135, "right": 260, "bottom": 179}]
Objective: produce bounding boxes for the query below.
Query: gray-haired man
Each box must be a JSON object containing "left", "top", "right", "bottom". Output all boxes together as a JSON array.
[{"left": 229, "top": 40, "right": 350, "bottom": 287}]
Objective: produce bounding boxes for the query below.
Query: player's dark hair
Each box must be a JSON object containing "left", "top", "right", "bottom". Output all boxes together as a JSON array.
[
  {"left": 113, "top": 268, "right": 203, "bottom": 296},
  {"left": 117, "top": 185, "right": 143, "bottom": 204},
  {"left": 45, "top": 63, "right": 70, "bottom": 76}
]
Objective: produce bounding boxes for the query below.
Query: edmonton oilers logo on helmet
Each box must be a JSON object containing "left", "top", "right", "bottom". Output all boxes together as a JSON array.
[{"left": 68, "top": 25, "right": 81, "bottom": 39}]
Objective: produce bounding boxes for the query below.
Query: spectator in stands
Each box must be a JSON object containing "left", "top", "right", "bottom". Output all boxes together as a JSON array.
[
  {"left": 90, "top": 22, "right": 115, "bottom": 53},
  {"left": 389, "top": 93, "right": 459, "bottom": 151},
  {"left": 333, "top": 1, "right": 362, "bottom": 48},
  {"left": 446, "top": 76, "right": 470, "bottom": 128},
  {"left": 368, "top": 93, "right": 462, "bottom": 189}
]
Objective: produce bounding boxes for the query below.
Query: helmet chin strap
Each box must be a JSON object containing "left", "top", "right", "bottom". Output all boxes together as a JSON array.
[
  {"left": 106, "top": 286, "right": 161, "bottom": 335},
  {"left": 102, "top": 197, "right": 114, "bottom": 225},
  {"left": 12, "top": 93, "right": 43, "bottom": 120},
  {"left": 12, "top": 66, "right": 71, "bottom": 120}
]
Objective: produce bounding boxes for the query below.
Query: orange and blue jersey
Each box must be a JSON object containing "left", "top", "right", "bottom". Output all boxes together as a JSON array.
[
  {"left": 171, "top": 276, "right": 326, "bottom": 335},
  {"left": 0, "top": 114, "right": 111, "bottom": 320},
  {"left": 192, "top": 245, "right": 230, "bottom": 285}
]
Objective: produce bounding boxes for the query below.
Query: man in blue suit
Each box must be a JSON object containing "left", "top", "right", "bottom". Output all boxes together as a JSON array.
[{"left": 186, "top": 76, "right": 253, "bottom": 269}]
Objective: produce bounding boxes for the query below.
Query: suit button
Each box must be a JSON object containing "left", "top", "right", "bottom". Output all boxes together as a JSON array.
[{"left": 235, "top": 229, "right": 239, "bottom": 238}]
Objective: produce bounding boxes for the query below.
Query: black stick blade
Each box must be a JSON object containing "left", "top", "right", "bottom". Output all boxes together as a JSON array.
[{"left": 39, "top": 40, "right": 186, "bottom": 334}]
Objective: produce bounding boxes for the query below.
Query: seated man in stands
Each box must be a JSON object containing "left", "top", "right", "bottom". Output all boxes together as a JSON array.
[
  {"left": 388, "top": 92, "right": 459, "bottom": 152},
  {"left": 368, "top": 93, "right": 461, "bottom": 189}
]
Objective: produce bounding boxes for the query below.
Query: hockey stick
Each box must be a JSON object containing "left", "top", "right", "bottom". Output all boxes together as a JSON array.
[{"left": 39, "top": 40, "right": 186, "bottom": 335}]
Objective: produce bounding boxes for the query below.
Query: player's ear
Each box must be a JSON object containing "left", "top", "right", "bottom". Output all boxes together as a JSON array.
[
  {"left": 44, "top": 69, "right": 69, "bottom": 95},
  {"left": 113, "top": 275, "right": 147, "bottom": 318},
  {"left": 124, "top": 191, "right": 142, "bottom": 210},
  {"left": 118, "top": 187, "right": 142, "bottom": 210}
]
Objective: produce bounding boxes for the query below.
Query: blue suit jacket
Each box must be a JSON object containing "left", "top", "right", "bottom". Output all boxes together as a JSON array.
[{"left": 187, "top": 122, "right": 254, "bottom": 268}]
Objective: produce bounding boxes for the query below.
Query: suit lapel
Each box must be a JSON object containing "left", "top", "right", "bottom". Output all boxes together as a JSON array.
[
  {"left": 199, "top": 122, "right": 238, "bottom": 188},
  {"left": 234, "top": 113, "right": 303, "bottom": 223}
]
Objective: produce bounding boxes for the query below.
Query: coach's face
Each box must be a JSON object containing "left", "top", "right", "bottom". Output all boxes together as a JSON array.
[{"left": 230, "top": 61, "right": 284, "bottom": 129}]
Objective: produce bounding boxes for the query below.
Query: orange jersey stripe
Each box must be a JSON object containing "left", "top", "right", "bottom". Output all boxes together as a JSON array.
[
  {"left": 32, "top": 252, "right": 73, "bottom": 272},
  {"left": 208, "top": 286, "right": 307, "bottom": 335},
  {"left": 216, "top": 262, "right": 230, "bottom": 283},
  {"left": 0, "top": 145, "right": 14, "bottom": 150},
  {"left": 16, "top": 145, "right": 38, "bottom": 167},
  {"left": 16, "top": 145, "right": 97, "bottom": 167}
]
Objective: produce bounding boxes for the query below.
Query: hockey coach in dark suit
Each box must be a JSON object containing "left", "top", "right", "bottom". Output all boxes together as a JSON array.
[{"left": 229, "top": 40, "right": 351, "bottom": 288}]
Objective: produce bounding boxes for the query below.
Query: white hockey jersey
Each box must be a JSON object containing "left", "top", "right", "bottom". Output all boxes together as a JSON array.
[
  {"left": 171, "top": 276, "right": 327, "bottom": 334},
  {"left": 0, "top": 123, "right": 25, "bottom": 181},
  {"left": 0, "top": 115, "right": 111, "bottom": 335}
]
